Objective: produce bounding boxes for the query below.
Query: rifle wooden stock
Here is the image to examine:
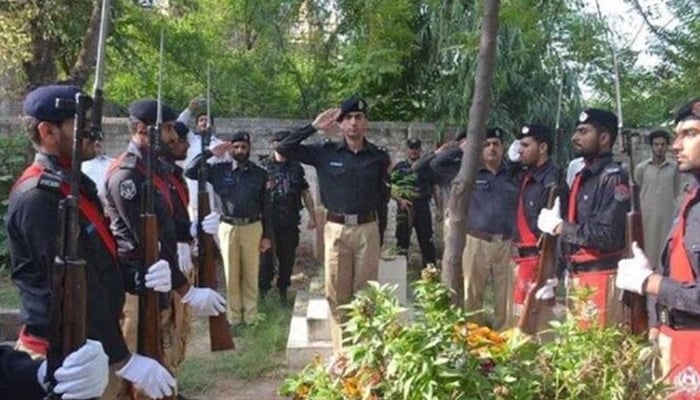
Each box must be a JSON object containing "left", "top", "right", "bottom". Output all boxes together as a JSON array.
[
  {"left": 138, "top": 214, "right": 165, "bottom": 365},
  {"left": 517, "top": 186, "right": 558, "bottom": 335},
  {"left": 622, "top": 180, "right": 648, "bottom": 335},
  {"left": 197, "top": 191, "right": 235, "bottom": 351}
]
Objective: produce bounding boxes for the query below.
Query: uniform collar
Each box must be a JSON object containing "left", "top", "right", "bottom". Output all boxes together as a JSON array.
[
  {"left": 479, "top": 161, "right": 506, "bottom": 175},
  {"left": 528, "top": 159, "right": 555, "bottom": 183},
  {"left": 34, "top": 152, "right": 98, "bottom": 194},
  {"left": 127, "top": 140, "right": 144, "bottom": 159},
  {"left": 581, "top": 152, "right": 614, "bottom": 177},
  {"left": 336, "top": 138, "right": 369, "bottom": 153}
]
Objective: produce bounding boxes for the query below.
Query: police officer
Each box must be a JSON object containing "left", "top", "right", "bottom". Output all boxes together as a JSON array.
[
  {"left": 276, "top": 97, "right": 391, "bottom": 351},
  {"left": 161, "top": 121, "right": 195, "bottom": 373},
  {"left": 538, "top": 108, "right": 629, "bottom": 327},
  {"left": 185, "top": 131, "right": 272, "bottom": 330},
  {"left": 617, "top": 99, "right": 700, "bottom": 396},
  {"left": 259, "top": 130, "right": 317, "bottom": 302},
  {"left": 1, "top": 340, "right": 109, "bottom": 399},
  {"left": 433, "top": 128, "right": 517, "bottom": 329},
  {"left": 7, "top": 86, "right": 175, "bottom": 398},
  {"left": 392, "top": 138, "right": 437, "bottom": 266},
  {"left": 510, "top": 124, "right": 564, "bottom": 325},
  {"left": 104, "top": 99, "right": 226, "bottom": 382}
]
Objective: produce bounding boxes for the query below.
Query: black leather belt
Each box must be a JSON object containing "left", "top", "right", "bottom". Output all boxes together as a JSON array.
[
  {"left": 569, "top": 259, "right": 617, "bottom": 274},
  {"left": 467, "top": 230, "right": 510, "bottom": 242},
  {"left": 517, "top": 246, "right": 539, "bottom": 257},
  {"left": 326, "top": 211, "right": 377, "bottom": 226},
  {"left": 221, "top": 215, "right": 260, "bottom": 225},
  {"left": 657, "top": 305, "right": 700, "bottom": 330}
]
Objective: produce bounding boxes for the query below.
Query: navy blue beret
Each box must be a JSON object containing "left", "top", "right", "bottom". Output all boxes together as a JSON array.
[
  {"left": 174, "top": 121, "right": 189, "bottom": 138},
  {"left": 128, "top": 99, "right": 177, "bottom": 125},
  {"left": 518, "top": 123, "right": 553, "bottom": 146},
  {"left": 23, "top": 85, "right": 84, "bottom": 123},
  {"left": 231, "top": 131, "right": 251, "bottom": 143},
  {"left": 337, "top": 96, "right": 368, "bottom": 121},
  {"left": 577, "top": 108, "right": 618, "bottom": 135},
  {"left": 486, "top": 127, "right": 505, "bottom": 140}
]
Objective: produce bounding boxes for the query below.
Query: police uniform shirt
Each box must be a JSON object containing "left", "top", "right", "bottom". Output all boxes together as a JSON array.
[
  {"left": 515, "top": 159, "right": 565, "bottom": 243},
  {"left": 648, "top": 181, "right": 700, "bottom": 327},
  {"left": 7, "top": 153, "right": 132, "bottom": 364},
  {"left": 104, "top": 141, "right": 189, "bottom": 291},
  {"left": 261, "top": 157, "right": 309, "bottom": 227},
  {"left": 184, "top": 152, "right": 271, "bottom": 237},
  {"left": 560, "top": 152, "right": 629, "bottom": 254},
  {"left": 0, "top": 346, "right": 44, "bottom": 398},
  {"left": 392, "top": 159, "right": 437, "bottom": 202},
  {"left": 466, "top": 164, "right": 518, "bottom": 236},
  {"left": 275, "top": 125, "right": 391, "bottom": 216}
]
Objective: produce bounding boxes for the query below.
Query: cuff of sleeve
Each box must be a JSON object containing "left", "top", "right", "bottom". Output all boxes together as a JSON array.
[{"left": 656, "top": 277, "right": 674, "bottom": 305}]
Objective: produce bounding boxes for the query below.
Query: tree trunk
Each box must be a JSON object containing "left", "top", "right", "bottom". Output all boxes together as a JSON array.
[
  {"left": 65, "top": 0, "right": 104, "bottom": 87},
  {"left": 23, "top": 17, "right": 58, "bottom": 87},
  {"left": 442, "top": 0, "right": 501, "bottom": 306}
]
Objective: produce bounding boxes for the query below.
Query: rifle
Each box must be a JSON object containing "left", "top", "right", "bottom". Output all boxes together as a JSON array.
[
  {"left": 197, "top": 64, "right": 235, "bottom": 351},
  {"left": 137, "top": 30, "right": 173, "bottom": 400},
  {"left": 45, "top": 92, "right": 92, "bottom": 400},
  {"left": 594, "top": 0, "right": 647, "bottom": 335},
  {"left": 518, "top": 186, "right": 558, "bottom": 335}
]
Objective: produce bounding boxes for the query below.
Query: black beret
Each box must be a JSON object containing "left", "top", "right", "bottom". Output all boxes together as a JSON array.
[
  {"left": 231, "top": 131, "right": 251, "bottom": 143},
  {"left": 648, "top": 129, "right": 670, "bottom": 144},
  {"left": 577, "top": 108, "right": 618, "bottom": 135},
  {"left": 23, "top": 85, "right": 85, "bottom": 123},
  {"left": 128, "top": 99, "right": 177, "bottom": 125},
  {"left": 273, "top": 130, "right": 291, "bottom": 142},
  {"left": 674, "top": 98, "right": 700, "bottom": 124},
  {"left": 174, "top": 121, "right": 189, "bottom": 138},
  {"left": 486, "top": 127, "right": 504, "bottom": 140},
  {"left": 518, "top": 123, "right": 553, "bottom": 145},
  {"left": 337, "top": 96, "right": 368, "bottom": 121},
  {"left": 406, "top": 138, "right": 422, "bottom": 149}
]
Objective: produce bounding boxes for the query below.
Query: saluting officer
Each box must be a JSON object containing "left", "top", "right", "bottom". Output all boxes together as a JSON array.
[
  {"left": 392, "top": 137, "right": 438, "bottom": 266},
  {"left": 7, "top": 86, "right": 175, "bottom": 398},
  {"left": 538, "top": 109, "right": 629, "bottom": 327},
  {"left": 510, "top": 124, "right": 564, "bottom": 325},
  {"left": 617, "top": 99, "right": 700, "bottom": 397},
  {"left": 104, "top": 100, "right": 226, "bottom": 379},
  {"left": 259, "top": 130, "right": 317, "bottom": 302},
  {"left": 185, "top": 131, "right": 272, "bottom": 331},
  {"left": 276, "top": 97, "right": 391, "bottom": 351}
]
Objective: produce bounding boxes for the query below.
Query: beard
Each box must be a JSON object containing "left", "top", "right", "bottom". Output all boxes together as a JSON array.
[{"left": 233, "top": 152, "right": 250, "bottom": 163}]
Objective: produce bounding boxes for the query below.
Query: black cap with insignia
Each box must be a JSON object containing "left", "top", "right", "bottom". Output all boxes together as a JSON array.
[
  {"left": 486, "top": 127, "right": 504, "bottom": 140},
  {"left": 674, "top": 98, "right": 700, "bottom": 124},
  {"left": 128, "top": 99, "right": 177, "bottom": 125},
  {"left": 337, "top": 96, "right": 367, "bottom": 121},
  {"left": 576, "top": 108, "right": 618, "bottom": 136},
  {"left": 406, "top": 138, "right": 422, "bottom": 149},
  {"left": 273, "top": 130, "right": 291, "bottom": 142},
  {"left": 23, "top": 85, "right": 86, "bottom": 123},
  {"left": 231, "top": 131, "right": 251, "bottom": 143},
  {"left": 518, "top": 124, "right": 553, "bottom": 146},
  {"left": 174, "top": 121, "right": 189, "bottom": 139}
]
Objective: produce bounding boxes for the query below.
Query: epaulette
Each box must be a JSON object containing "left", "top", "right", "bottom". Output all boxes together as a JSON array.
[
  {"left": 602, "top": 164, "right": 622, "bottom": 176},
  {"left": 119, "top": 153, "right": 138, "bottom": 170},
  {"left": 37, "top": 170, "right": 63, "bottom": 191},
  {"left": 322, "top": 137, "right": 333, "bottom": 145}
]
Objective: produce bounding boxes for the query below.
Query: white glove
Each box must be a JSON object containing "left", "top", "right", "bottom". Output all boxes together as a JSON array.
[
  {"left": 38, "top": 339, "right": 109, "bottom": 399},
  {"left": 182, "top": 286, "right": 226, "bottom": 316},
  {"left": 145, "top": 259, "right": 172, "bottom": 293},
  {"left": 116, "top": 353, "right": 176, "bottom": 399},
  {"left": 190, "top": 212, "right": 221, "bottom": 238},
  {"left": 534, "top": 278, "right": 558, "bottom": 300},
  {"left": 537, "top": 197, "right": 563, "bottom": 235},
  {"left": 616, "top": 242, "right": 654, "bottom": 295},
  {"left": 507, "top": 140, "right": 521, "bottom": 162},
  {"left": 177, "top": 243, "right": 194, "bottom": 274}
]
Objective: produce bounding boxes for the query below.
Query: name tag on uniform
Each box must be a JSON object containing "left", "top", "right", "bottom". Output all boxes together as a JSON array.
[{"left": 330, "top": 161, "right": 344, "bottom": 167}]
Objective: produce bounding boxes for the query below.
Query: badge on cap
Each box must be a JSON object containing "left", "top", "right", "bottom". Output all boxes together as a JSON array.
[
  {"left": 120, "top": 179, "right": 137, "bottom": 200},
  {"left": 578, "top": 111, "right": 588, "bottom": 123},
  {"left": 358, "top": 100, "right": 365, "bottom": 111},
  {"left": 521, "top": 126, "right": 529, "bottom": 134}
]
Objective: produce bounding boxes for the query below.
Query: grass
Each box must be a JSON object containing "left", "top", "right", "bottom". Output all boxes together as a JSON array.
[
  {"left": 0, "top": 268, "right": 19, "bottom": 309},
  {"left": 178, "top": 294, "right": 293, "bottom": 395}
]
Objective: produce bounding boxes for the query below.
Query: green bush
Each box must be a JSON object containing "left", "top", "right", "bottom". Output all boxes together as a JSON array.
[
  {"left": 281, "top": 266, "right": 668, "bottom": 399},
  {"left": 0, "top": 133, "right": 32, "bottom": 270}
]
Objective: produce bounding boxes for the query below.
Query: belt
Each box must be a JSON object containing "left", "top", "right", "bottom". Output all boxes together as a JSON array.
[
  {"left": 221, "top": 215, "right": 260, "bottom": 225},
  {"left": 326, "top": 211, "right": 377, "bottom": 226},
  {"left": 657, "top": 305, "right": 700, "bottom": 330},
  {"left": 569, "top": 258, "right": 618, "bottom": 274},
  {"left": 467, "top": 230, "right": 510, "bottom": 242},
  {"left": 517, "top": 246, "right": 539, "bottom": 257}
]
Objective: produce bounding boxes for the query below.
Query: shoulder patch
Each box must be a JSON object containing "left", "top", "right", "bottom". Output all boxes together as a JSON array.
[
  {"left": 37, "top": 172, "right": 62, "bottom": 191},
  {"left": 603, "top": 165, "right": 621, "bottom": 175},
  {"left": 119, "top": 179, "right": 137, "bottom": 200}
]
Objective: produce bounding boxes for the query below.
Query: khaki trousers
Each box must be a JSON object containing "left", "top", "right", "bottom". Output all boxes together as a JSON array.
[
  {"left": 219, "top": 221, "right": 262, "bottom": 325},
  {"left": 462, "top": 234, "right": 514, "bottom": 330},
  {"left": 324, "top": 221, "right": 380, "bottom": 352}
]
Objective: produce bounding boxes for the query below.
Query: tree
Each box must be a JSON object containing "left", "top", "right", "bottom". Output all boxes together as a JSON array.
[{"left": 441, "top": 0, "right": 500, "bottom": 305}]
